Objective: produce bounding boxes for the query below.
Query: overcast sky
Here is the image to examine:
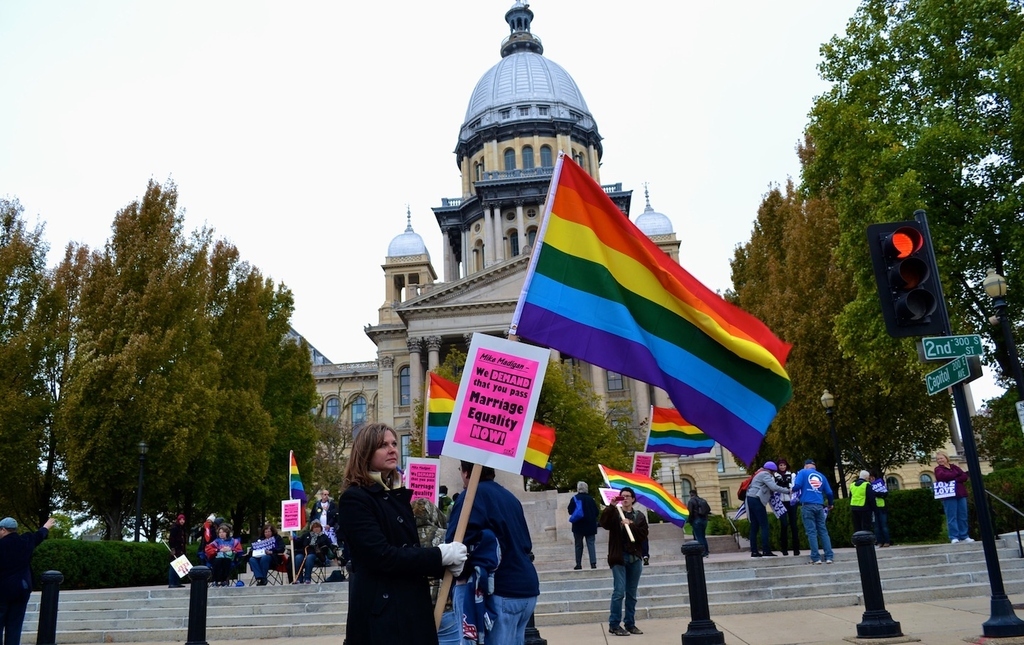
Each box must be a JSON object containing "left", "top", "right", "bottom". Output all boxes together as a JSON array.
[{"left": 0, "top": 1, "right": 1004, "bottom": 407}]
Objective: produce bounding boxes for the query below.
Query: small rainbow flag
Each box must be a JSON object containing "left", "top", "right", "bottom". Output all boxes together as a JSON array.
[
  {"left": 599, "top": 464, "right": 689, "bottom": 528},
  {"left": 289, "top": 451, "right": 307, "bottom": 526},
  {"left": 426, "top": 372, "right": 458, "bottom": 457},
  {"left": 646, "top": 405, "right": 715, "bottom": 456},
  {"left": 521, "top": 421, "right": 556, "bottom": 484}
]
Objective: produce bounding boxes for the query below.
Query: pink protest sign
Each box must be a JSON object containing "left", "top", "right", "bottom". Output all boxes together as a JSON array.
[
  {"left": 281, "top": 499, "right": 303, "bottom": 532},
  {"left": 406, "top": 458, "right": 440, "bottom": 503},
  {"left": 442, "top": 334, "right": 550, "bottom": 475},
  {"left": 632, "top": 452, "right": 654, "bottom": 478}
]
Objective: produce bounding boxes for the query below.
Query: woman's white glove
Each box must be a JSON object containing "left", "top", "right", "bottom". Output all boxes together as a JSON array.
[{"left": 439, "top": 541, "right": 468, "bottom": 576}]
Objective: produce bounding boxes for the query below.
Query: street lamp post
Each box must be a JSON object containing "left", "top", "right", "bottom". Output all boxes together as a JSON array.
[
  {"left": 984, "top": 269, "right": 1024, "bottom": 400},
  {"left": 820, "top": 390, "right": 847, "bottom": 499},
  {"left": 669, "top": 464, "right": 677, "bottom": 498},
  {"left": 134, "top": 441, "right": 148, "bottom": 542}
]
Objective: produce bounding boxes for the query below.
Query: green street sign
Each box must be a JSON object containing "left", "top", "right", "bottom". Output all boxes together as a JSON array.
[
  {"left": 925, "top": 355, "right": 971, "bottom": 396},
  {"left": 921, "top": 335, "right": 983, "bottom": 361}
]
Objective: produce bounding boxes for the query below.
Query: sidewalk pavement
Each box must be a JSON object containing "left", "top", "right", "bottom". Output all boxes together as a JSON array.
[{"left": 120, "top": 594, "right": 1024, "bottom": 645}]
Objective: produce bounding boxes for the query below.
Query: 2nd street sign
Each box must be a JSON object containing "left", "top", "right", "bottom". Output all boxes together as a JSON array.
[
  {"left": 925, "top": 355, "right": 972, "bottom": 396},
  {"left": 921, "top": 334, "right": 983, "bottom": 361}
]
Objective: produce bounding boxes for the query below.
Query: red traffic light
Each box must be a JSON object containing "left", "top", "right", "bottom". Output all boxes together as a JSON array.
[{"left": 883, "top": 226, "right": 924, "bottom": 260}]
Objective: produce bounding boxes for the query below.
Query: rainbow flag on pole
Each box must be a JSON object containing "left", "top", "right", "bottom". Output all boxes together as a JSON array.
[
  {"left": 289, "top": 451, "right": 307, "bottom": 525},
  {"left": 646, "top": 405, "right": 715, "bottom": 456},
  {"left": 521, "top": 421, "right": 556, "bottom": 484},
  {"left": 426, "top": 372, "right": 457, "bottom": 457},
  {"left": 600, "top": 464, "right": 689, "bottom": 528},
  {"left": 511, "top": 155, "right": 792, "bottom": 464}
]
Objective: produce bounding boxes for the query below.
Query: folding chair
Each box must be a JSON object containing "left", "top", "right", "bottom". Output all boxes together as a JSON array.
[{"left": 266, "top": 554, "right": 292, "bottom": 585}]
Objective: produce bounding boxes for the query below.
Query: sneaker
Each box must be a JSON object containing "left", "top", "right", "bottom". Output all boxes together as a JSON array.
[
  {"left": 751, "top": 552, "right": 762, "bottom": 558},
  {"left": 591, "top": 563, "right": 597, "bottom": 569},
  {"left": 825, "top": 560, "right": 834, "bottom": 564},
  {"left": 963, "top": 537, "right": 975, "bottom": 543},
  {"left": 573, "top": 565, "right": 582, "bottom": 570},
  {"left": 609, "top": 626, "right": 630, "bottom": 636},
  {"left": 794, "top": 550, "right": 800, "bottom": 556},
  {"left": 810, "top": 560, "right": 822, "bottom": 565},
  {"left": 951, "top": 538, "right": 960, "bottom": 544},
  {"left": 627, "top": 626, "right": 644, "bottom": 635},
  {"left": 643, "top": 556, "right": 649, "bottom": 566},
  {"left": 761, "top": 551, "right": 778, "bottom": 556},
  {"left": 781, "top": 550, "right": 789, "bottom": 556}
]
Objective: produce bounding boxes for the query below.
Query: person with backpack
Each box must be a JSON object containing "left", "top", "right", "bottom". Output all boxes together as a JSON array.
[
  {"left": 567, "top": 481, "right": 599, "bottom": 570},
  {"left": 686, "top": 489, "right": 712, "bottom": 557},
  {"left": 746, "top": 462, "right": 791, "bottom": 557}
]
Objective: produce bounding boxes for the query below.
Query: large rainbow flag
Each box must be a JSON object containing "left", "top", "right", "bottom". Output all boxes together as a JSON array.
[
  {"left": 522, "top": 421, "right": 556, "bottom": 484},
  {"left": 600, "top": 464, "right": 689, "bottom": 528},
  {"left": 510, "top": 155, "right": 792, "bottom": 464},
  {"left": 646, "top": 405, "right": 715, "bottom": 456},
  {"left": 425, "top": 372, "right": 458, "bottom": 457},
  {"left": 289, "top": 451, "right": 307, "bottom": 526}
]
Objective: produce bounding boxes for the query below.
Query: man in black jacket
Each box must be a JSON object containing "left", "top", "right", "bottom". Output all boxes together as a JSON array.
[
  {"left": 568, "top": 481, "right": 599, "bottom": 569},
  {"left": 0, "top": 516, "right": 55, "bottom": 645}
]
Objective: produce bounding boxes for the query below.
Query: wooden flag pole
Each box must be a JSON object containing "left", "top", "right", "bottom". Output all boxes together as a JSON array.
[
  {"left": 433, "top": 462, "right": 482, "bottom": 629},
  {"left": 615, "top": 503, "right": 636, "bottom": 543}
]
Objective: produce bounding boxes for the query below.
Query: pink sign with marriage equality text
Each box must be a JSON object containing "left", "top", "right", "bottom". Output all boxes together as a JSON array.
[
  {"left": 632, "top": 452, "right": 654, "bottom": 478},
  {"left": 406, "top": 458, "right": 440, "bottom": 503},
  {"left": 442, "top": 334, "right": 549, "bottom": 475}
]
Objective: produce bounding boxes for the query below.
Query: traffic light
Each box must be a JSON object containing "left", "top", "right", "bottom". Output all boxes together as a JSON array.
[{"left": 867, "top": 220, "right": 944, "bottom": 338}]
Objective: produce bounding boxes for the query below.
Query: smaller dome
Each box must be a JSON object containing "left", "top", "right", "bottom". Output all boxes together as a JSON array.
[
  {"left": 388, "top": 209, "right": 429, "bottom": 258},
  {"left": 634, "top": 185, "right": 674, "bottom": 236}
]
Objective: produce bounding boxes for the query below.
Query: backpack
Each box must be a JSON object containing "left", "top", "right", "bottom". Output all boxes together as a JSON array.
[
  {"left": 737, "top": 474, "right": 754, "bottom": 501},
  {"left": 568, "top": 495, "right": 585, "bottom": 523},
  {"left": 696, "top": 496, "right": 711, "bottom": 518}
]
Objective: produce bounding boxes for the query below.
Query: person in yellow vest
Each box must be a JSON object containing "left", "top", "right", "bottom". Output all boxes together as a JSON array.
[
  {"left": 849, "top": 470, "right": 875, "bottom": 534},
  {"left": 870, "top": 473, "right": 891, "bottom": 547}
]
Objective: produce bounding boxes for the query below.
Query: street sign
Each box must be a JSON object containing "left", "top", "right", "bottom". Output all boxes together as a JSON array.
[
  {"left": 1017, "top": 400, "right": 1024, "bottom": 434},
  {"left": 921, "top": 334, "right": 983, "bottom": 361},
  {"left": 925, "top": 355, "right": 971, "bottom": 396}
]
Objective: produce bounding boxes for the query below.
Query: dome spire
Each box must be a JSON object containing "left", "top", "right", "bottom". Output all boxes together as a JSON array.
[
  {"left": 501, "top": 1, "right": 543, "bottom": 57},
  {"left": 643, "top": 182, "right": 654, "bottom": 212},
  {"left": 405, "top": 204, "right": 413, "bottom": 232}
]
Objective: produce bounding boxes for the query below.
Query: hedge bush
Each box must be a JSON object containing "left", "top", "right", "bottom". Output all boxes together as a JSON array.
[
  {"left": 981, "top": 467, "right": 1024, "bottom": 534},
  {"left": 32, "top": 540, "right": 186, "bottom": 590}
]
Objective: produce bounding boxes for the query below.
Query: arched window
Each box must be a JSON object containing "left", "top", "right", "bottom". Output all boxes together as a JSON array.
[
  {"left": 325, "top": 397, "right": 340, "bottom": 419},
  {"left": 351, "top": 396, "right": 367, "bottom": 426},
  {"left": 522, "top": 146, "right": 534, "bottom": 170},
  {"left": 885, "top": 476, "right": 901, "bottom": 491},
  {"left": 475, "top": 161, "right": 483, "bottom": 181},
  {"left": 527, "top": 228, "right": 537, "bottom": 248},
  {"left": 503, "top": 148, "right": 516, "bottom": 171},
  {"left": 679, "top": 478, "right": 693, "bottom": 498},
  {"left": 540, "top": 145, "right": 553, "bottom": 168},
  {"left": 399, "top": 367, "right": 410, "bottom": 406},
  {"left": 919, "top": 473, "right": 934, "bottom": 490},
  {"left": 509, "top": 231, "right": 520, "bottom": 256}
]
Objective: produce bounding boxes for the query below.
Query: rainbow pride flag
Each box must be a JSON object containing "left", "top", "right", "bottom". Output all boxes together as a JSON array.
[
  {"left": 426, "top": 372, "right": 458, "bottom": 457},
  {"left": 289, "top": 451, "right": 307, "bottom": 526},
  {"left": 521, "top": 421, "right": 556, "bottom": 484},
  {"left": 646, "top": 405, "right": 715, "bottom": 456},
  {"left": 511, "top": 155, "right": 792, "bottom": 464},
  {"left": 600, "top": 464, "right": 688, "bottom": 528}
]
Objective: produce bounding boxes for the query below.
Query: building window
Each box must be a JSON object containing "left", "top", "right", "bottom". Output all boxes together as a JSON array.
[
  {"left": 522, "top": 146, "right": 534, "bottom": 170},
  {"left": 401, "top": 434, "right": 411, "bottom": 470},
  {"left": 720, "top": 489, "right": 730, "bottom": 509},
  {"left": 503, "top": 148, "right": 516, "bottom": 171},
  {"left": 500, "top": 108, "right": 511, "bottom": 119},
  {"left": 679, "top": 478, "right": 693, "bottom": 498},
  {"left": 475, "top": 161, "right": 483, "bottom": 181},
  {"left": 540, "top": 146, "right": 553, "bottom": 167},
  {"left": 527, "top": 228, "right": 537, "bottom": 248},
  {"left": 510, "top": 231, "right": 520, "bottom": 256},
  {"left": 351, "top": 396, "right": 367, "bottom": 426},
  {"left": 919, "top": 473, "right": 934, "bottom": 490},
  {"left": 399, "top": 367, "right": 410, "bottom": 406},
  {"left": 606, "top": 371, "right": 623, "bottom": 391},
  {"left": 325, "top": 397, "right": 340, "bottom": 419},
  {"left": 518, "top": 105, "right": 530, "bottom": 116},
  {"left": 886, "top": 476, "right": 901, "bottom": 491},
  {"left": 538, "top": 105, "right": 549, "bottom": 116},
  {"left": 716, "top": 445, "right": 725, "bottom": 473},
  {"left": 526, "top": 209, "right": 537, "bottom": 219}
]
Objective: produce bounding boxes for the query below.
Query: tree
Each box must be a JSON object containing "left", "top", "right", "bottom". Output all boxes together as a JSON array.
[
  {"left": 803, "top": 0, "right": 1024, "bottom": 393},
  {"left": 975, "top": 391, "right": 1024, "bottom": 468}
]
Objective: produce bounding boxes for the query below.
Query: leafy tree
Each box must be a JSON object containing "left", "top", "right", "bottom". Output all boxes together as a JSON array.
[
  {"left": 974, "top": 391, "right": 1024, "bottom": 468},
  {"left": 310, "top": 410, "right": 354, "bottom": 500}
]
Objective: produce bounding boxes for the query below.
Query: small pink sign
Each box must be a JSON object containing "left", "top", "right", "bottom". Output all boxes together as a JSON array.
[
  {"left": 633, "top": 452, "right": 654, "bottom": 478},
  {"left": 281, "top": 499, "right": 303, "bottom": 532},
  {"left": 406, "top": 458, "right": 440, "bottom": 503}
]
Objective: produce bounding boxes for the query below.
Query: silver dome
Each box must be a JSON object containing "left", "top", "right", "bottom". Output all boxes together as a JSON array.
[
  {"left": 464, "top": 51, "right": 592, "bottom": 125},
  {"left": 634, "top": 186, "right": 674, "bottom": 236},
  {"left": 387, "top": 211, "right": 429, "bottom": 258}
]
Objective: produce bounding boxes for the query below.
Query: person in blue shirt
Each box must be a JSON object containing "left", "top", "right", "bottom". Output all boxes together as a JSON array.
[{"left": 792, "top": 458, "right": 835, "bottom": 564}]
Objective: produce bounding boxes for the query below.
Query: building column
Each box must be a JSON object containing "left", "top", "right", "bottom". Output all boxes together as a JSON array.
[
  {"left": 515, "top": 203, "right": 526, "bottom": 256},
  {"left": 378, "top": 355, "right": 396, "bottom": 426},
  {"left": 632, "top": 378, "right": 651, "bottom": 424},
  {"left": 483, "top": 207, "right": 495, "bottom": 267},
  {"left": 426, "top": 336, "right": 442, "bottom": 371},
  {"left": 461, "top": 228, "right": 469, "bottom": 278},
  {"left": 407, "top": 337, "right": 424, "bottom": 409},
  {"left": 493, "top": 205, "right": 505, "bottom": 262},
  {"left": 652, "top": 386, "right": 671, "bottom": 409},
  {"left": 590, "top": 363, "right": 607, "bottom": 412}
]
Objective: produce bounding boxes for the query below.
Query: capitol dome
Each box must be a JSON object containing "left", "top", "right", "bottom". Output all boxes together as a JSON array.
[
  {"left": 634, "top": 186, "right": 674, "bottom": 236},
  {"left": 387, "top": 210, "right": 429, "bottom": 258}
]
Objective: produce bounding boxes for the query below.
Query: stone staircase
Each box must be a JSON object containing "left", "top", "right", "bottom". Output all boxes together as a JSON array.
[{"left": 21, "top": 528, "right": 1024, "bottom": 643}]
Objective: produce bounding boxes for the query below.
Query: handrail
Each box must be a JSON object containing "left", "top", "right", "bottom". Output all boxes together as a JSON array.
[{"left": 985, "top": 489, "right": 1024, "bottom": 558}]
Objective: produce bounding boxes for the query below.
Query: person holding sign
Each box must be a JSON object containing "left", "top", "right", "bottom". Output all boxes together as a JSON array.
[
  {"left": 247, "top": 523, "right": 286, "bottom": 586},
  {"left": 168, "top": 514, "right": 187, "bottom": 588},
  {"left": 599, "top": 487, "right": 649, "bottom": 637},
  {"left": 339, "top": 423, "right": 468, "bottom": 645},
  {"left": 934, "top": 451, "right": 974, "bottom": 543}
]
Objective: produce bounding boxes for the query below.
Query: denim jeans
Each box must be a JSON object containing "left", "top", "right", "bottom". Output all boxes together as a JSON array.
[
  {"left": 294, "top": 553, "right": 323, "bottom": 582},
  {"left": 690, "top": 517, "right": 709, "bottom": 555},
  {"left": 249, "top": 555, "right": 272, "bottom": 580},
  {"left": 874, "top": 508, "right": 890, "bottom": 544},
  {"left": 574, "top": 533, "right": 596, "bottom": 567},
  {"left": 488, "top": 594, "right": 537, "bottom": 644},
  {"left": 437, "top": 608, "right": 460, "bottom": 645},
  {"left": 747, "top": 496, "right": 771, "bottom": 553},
  {"left": 800, "top": 504, "right": 834, "bottom": 562},
  {"left": 0, "top": 595, "right": 29, "bottom": 645},
  {"left": 609, "top": 555, "right": 643, "bottom": 629},
  {"left": 942, "top": 496, "right": 969, "bottom": 541}
]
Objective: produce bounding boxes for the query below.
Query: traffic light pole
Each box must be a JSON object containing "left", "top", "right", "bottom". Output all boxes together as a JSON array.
[{"left": 916, "top": 211, "right": 1024, "bottom": 638}]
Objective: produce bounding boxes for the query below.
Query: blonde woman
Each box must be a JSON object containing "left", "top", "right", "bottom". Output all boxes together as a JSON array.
[{"left": 934, "top": 451, "right": 973, "bottom": 543}]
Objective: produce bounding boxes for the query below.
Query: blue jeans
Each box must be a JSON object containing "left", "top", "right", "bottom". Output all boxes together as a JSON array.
[
  {"left": 800, "top": 504, "right": 834, "bottom": 562},
  {"left": 690, "top": 517, "right": 709, "bottom": 555},
  {"left": 747, "top": 496, "right": 771, "bottom": 553},
  {"left": 249, "top": 555, "right": 272, "bottom": 581},
  {"left": 874, "top": 509, "right": 890, "bottom": 545},
  {"left": 437, "top": 608, "right": 460, "bottom": 645},
  {"left": 294, "top": 553, "right": 323, "bottom": 582},
  {"left": 0, "top": 595, "right": 29, "bottom": 645},
  {"left": 574, "top": 533, "right": 596, "bottom": 567},
  {"left": 488, "top": 594, "right": 537, "bottom": 644},
  {"left": 942, "top": 496, "right": 969, "bottom": 541},
  {"left": 609, "top": 555, "right": 643, "bottom": 629}
]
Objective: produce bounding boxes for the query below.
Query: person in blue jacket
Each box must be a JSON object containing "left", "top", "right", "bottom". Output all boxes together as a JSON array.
[
  {"left": 567, "top": 481, "right": 599, "bottom": 570},
  {"left": 0, "top": 516, "right": 55, "bottom": 645},
  {"left": 792, "top": 458, "right": 835, "bottom": 564}
]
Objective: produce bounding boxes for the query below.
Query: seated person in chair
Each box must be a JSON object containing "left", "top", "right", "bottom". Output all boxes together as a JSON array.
[
  {"left": 247, "top": 522, "right": 286, "bottom": 586},
  {"left": 293, "top": 520, "right": 333, "bottom": 584},
  {"left": 204, "top": 522, "right": 242, "bottom": 586}
]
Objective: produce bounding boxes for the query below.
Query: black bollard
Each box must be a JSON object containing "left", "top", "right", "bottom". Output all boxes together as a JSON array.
[
  {"left": 185, "top": 565, "right": 212, "bottom": 645},
  {"left": 524, "top": 552, "right": 547, "bottom": 645},
  {"left": 852, "top": 530, "right": 902, "bottom": 638},
  {"left": 681, "top": 541, "right": 725, "bottom": 645},
  {"left": 36, "top": 570, "right": 63, "bottom": 645}
]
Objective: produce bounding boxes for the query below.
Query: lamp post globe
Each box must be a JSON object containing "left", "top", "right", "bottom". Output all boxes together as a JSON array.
[{"left": 984, "top": 269, "right": 1024, "bottom": 400}]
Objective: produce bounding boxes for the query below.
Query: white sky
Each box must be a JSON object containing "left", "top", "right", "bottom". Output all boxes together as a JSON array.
[{"left": 0, "top": 0, "right": 1005, "bottom": 408}]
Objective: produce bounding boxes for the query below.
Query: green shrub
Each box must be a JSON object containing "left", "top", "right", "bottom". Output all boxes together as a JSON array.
[
  {"left": 982, "top": 467, "right": 1024, "bottom": 534},
  {"left": 32, "top": 540, "right": 179, "bottom": 590}
]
